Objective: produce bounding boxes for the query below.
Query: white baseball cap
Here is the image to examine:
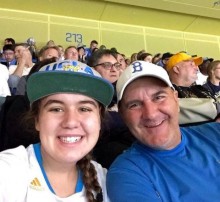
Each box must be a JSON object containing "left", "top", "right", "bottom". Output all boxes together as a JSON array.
[{"left": 116, "top": 61, "right": 174, "bottom": 102}]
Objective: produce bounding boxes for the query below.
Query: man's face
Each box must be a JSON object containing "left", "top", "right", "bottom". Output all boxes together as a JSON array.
[
  {"left": 117, "top": 54, "right": 127, "bottom": 71},
  {"left": 42, "top": 48, "right": 60, "bottom": 61},
  {"left": 90, "top": 42, "right": 98, "bottom": 51},
  {"left": 120, "top": 77, "right": 181, "bottom": 150},
  {"left": 14, "top": 45, "right": 27, "bottom": 59},
  {"left": 177, "top": 60, "right": 199, "bottom": 84},
  {"left": 64, "top": 47, "right": 78, "bottom": 61},
  {"left": 94, "top": 55, "right": 120, "bottom": 83},
  {"left": 4, "top": 40, "right": 12, "bottom": 45},
  {"left": 3, "top": 50, "right": 15, "bottom": 62}
]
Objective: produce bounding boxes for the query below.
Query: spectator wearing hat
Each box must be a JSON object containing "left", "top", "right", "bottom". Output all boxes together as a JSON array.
[
  {"left": 0, "top": 60, "right": 113, "bottom": 201},
  {"left": 156, "top": 52, "right": 173, "bottom": 68},
  {"left": 106, "top": 60, "right": 220, "bottom": 201},
  {"left": 165, "top": 52, "right": 220, "bottom": 123},
  {"left": 203, "top": 60, "right": 220, "bottom": 98},
  {"left": 166, "top": 52, "right": 214, "bottom": 99},
  {"left": 196, "top": 57, "right": 214, "bottom": 85}
]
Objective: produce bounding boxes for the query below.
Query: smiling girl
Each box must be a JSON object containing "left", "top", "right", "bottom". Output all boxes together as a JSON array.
[{"left": 0, "top": 60, "right": 113, "bottom": 202}]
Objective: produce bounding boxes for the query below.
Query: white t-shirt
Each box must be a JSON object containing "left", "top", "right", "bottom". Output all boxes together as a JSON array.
[
  {"left": 196, "top": 71, "right": 208, "bottom": 85},
  {"left": 0, "top": 145, "right": 109, "bottom": 202},
  {"left": 0, "top": 64, "right": 11, "bottom": 96},
  {"left": 9, "top": 65, "right": 32, "bottom": 76}
]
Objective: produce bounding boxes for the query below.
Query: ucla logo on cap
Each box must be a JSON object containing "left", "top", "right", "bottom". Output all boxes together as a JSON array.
[
  {"left": 132, "top": 61, "right": 143, "bottom": 73},
  {"left": 40, "top": 60, "right": 95, "bottom": 75}
]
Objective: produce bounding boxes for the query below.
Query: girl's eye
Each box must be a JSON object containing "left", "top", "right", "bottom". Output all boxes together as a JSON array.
[
  {"left": 49, "top": 107, "right": 63, "bottom": 112},
  {"left": 80, "top": 107, "right": 92, "bottom": 112}
]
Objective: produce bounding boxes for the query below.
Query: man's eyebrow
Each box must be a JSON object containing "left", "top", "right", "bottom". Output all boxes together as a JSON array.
[
  {"left": 154, "top": 89, "right": 168, "bottom": 96},
  {"left": 124, "top": 99, "right": 141, "bottom": 107},
  {"left": 123, "top": 89, "right": 169, "bottom": 105}
]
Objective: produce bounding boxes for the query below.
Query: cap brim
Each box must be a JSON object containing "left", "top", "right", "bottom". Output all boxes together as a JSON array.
[
  {"left": 193, "top": 57, "right": 203, "bottom": 66},
  {"left": 27, "top": 71, "right": 113, "bottom": 107},
  {"left": 117, "top": 72, "right": 174, "bottom": 102}
]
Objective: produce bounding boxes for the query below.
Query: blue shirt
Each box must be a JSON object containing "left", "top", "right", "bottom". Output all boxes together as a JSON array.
[{"left": 107, "top": 122, "right": 220, "bottom": 202}]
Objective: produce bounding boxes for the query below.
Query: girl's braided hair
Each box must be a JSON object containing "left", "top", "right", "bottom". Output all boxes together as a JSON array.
[{"left": 78, "top": 153, "right": 103, "bottom": 202}]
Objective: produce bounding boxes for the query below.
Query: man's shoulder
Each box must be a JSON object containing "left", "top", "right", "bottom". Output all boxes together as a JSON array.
[
  {"left": 174, "top": 84, "right": 213, "bottom": 98},
  {"left": 181, "top": 122, "right": 220, "bottom": 139},
  {"left": 108, "top": 142, "right": 147, "bottom": 170}
]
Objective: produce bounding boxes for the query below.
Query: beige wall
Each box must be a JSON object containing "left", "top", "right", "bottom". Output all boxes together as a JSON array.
[{"left": 0, "top": 8, "right": 219, "bottom": 59}]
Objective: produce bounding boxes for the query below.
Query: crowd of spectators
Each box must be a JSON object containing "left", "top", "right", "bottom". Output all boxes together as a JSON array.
[{"left": 0, "top": 36, "right": 220, "bottom": 201}]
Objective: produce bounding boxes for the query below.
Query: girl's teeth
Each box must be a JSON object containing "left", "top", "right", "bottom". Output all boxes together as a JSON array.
[{"left": 60, "top": 136, "right": 81, "bottom": 143}]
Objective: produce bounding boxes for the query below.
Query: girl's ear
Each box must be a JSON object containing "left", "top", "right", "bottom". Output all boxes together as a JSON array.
[{"left": 35, "top": 117, "right": 40, "bottom": 131}]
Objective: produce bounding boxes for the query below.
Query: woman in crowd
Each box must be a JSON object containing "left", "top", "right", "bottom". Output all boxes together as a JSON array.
[
  {"left": 203, "top": 60, "right": 220, "bottom": 98},
  {"left": 0, "top": 60, "right": 113, "bottom": 202}
]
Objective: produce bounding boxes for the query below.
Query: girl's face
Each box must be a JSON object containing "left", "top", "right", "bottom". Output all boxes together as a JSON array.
[{"left": 35, "top": 93, "right": 101, "bottom": 165}]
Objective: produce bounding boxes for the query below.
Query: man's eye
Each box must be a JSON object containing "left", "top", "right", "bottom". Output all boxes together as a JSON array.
[
  {"left": 155, "top": 95, "right": 165, "bottom": 101},
  {"left": 103, "top": 63, "right": 111, "bottom": 68},
  {"left": 128, "top": 103, "right": 139, "bottom": 109}
]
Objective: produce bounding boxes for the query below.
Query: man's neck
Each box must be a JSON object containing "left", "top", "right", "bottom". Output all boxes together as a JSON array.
[{"left": 171, "top": 78, "right": 192, "bottom": 87}]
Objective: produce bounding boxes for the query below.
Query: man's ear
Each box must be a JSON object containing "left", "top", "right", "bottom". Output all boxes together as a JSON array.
[
  {"left": 173, "top": 66, "right": 180, "bottom": 74},
  {"left": 118, "top": 103, "right": 124, "bottom": 117},
  {"left": 173, "top": 90, "right": 180, "bottom": 112},
  {"left": 173, "top": 90, "right": 179, "bottom": 102}
]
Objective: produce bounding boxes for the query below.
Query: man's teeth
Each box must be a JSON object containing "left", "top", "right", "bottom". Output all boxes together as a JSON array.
[
  {"left": 60, "top": 136, "right": 82, "bottom": 143},
  {"left": 146, "top": 120, "right": 163, "bottom": 128}
]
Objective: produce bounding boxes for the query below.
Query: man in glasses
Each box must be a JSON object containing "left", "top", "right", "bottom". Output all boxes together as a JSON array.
[
  {"left": 88, "top": 49, "right": 121, "bottom": 84},
  {"left": 88, "top": 49, "right": 135, "bottom": 169}
]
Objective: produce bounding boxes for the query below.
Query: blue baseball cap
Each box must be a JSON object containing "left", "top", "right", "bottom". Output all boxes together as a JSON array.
[{"left": 27, "top": 60, "right": 114, "bottom": 107}]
